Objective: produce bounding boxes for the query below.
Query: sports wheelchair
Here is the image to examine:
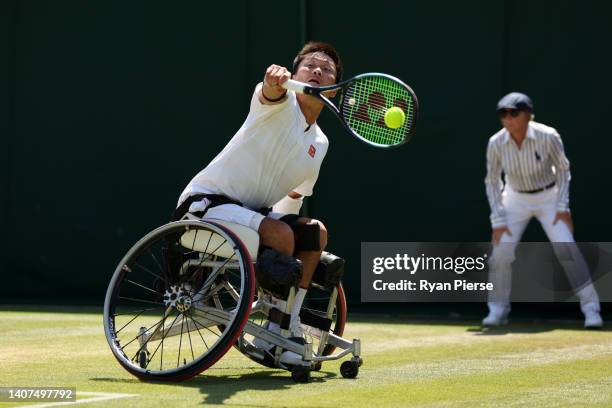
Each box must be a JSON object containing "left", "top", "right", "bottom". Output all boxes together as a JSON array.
[{"left": 103, "top": 218, "right": 362, "bottom": 382}]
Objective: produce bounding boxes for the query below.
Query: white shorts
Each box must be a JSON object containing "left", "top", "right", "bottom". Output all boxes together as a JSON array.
[{"left": 187, "top": 200, "right": 286, "bottom": 232}]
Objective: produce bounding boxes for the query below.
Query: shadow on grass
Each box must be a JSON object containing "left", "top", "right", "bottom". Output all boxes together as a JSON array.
[
  {"left": 348, "top": 313, "right": 611, "bottom": 331},
  {"left": 92, "top": 368, "right": 337, "bottom": 405},
  {"left": 195, "top": 369, "right": 336, "bottom": 406},
  {"left": 467, "top": 322, "right": 612, "bottom": 336},
  {"left": 468, "top": 324, "right": 555, "bottom": 336}
]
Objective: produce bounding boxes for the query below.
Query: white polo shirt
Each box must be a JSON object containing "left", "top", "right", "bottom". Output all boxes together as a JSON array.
[{"left": 178, "top": 83, "right": 329, "bottom": 210}]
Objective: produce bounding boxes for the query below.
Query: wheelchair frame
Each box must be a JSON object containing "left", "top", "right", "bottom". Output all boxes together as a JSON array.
[{"left": 103, "top": 219, "right": 362, "bottom": 383}]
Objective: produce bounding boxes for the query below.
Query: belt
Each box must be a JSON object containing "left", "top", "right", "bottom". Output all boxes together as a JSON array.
[{"left": 516, "top": 181, "right": 556, "bottom": 194}]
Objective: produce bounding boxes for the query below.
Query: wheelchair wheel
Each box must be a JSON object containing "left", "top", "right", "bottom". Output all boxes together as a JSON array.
[{"left": 103, "top": 220, "right": 255, "bottom": 381}]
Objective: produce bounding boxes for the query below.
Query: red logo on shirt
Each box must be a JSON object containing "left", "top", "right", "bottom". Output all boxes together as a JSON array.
[{"left": 308, "top": 144, "right": 316, "bottom": 158}]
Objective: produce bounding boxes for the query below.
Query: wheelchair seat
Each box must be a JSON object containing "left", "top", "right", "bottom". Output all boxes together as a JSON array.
[{"left": 179, "top": 219, "right": 260, "bottom": 261}]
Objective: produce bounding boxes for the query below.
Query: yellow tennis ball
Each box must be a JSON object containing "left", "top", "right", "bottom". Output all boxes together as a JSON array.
[{"left": 384, "top": 107, "right": 405, "bottom": 129}]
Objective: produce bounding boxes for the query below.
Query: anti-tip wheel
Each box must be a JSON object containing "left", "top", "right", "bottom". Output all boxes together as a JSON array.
[
  {"left": 291, "top": 366, "right": 311, "bottom": 383},
  {"left": 340, "top": 360, "right": 359, "bottom": 379}
]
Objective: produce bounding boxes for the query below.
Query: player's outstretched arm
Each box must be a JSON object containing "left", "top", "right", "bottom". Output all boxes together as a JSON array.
[{"left": 259, "top": 64, "right": 290, "bottom": 105}]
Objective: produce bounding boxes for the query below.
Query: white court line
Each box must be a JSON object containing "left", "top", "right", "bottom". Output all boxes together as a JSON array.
[{"left": 14, "top": 392, "right": 138, "bottom": 408}]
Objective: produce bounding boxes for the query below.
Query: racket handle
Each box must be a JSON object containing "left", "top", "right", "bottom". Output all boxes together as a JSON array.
[{"left": 281, "top": 79, "right": 307, "bottom": 94}]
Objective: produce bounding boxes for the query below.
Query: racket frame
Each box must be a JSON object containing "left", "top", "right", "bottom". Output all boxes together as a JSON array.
[{"left": 283, "top": 73, "right": 418, "bottom": 148}]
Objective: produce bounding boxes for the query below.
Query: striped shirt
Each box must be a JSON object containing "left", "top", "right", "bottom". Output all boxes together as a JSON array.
[{"left": 485, "top": 121, "right": 571, "bottom": 228}]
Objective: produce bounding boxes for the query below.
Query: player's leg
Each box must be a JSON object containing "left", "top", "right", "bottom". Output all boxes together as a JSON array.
[
  {"left": 293, "top": 218, "right": 328, "bottom": 288},
  {"left": 262, "top": 214, "right": 327, "bottom": 335},
  {"left": 272, "top": 216, "right": 327, "bottom": 364},
  {"left": 202, "top": 204, "right": 295, "bottom": 256},
  {"left": 258, "top": 218, "right": 295, "bottom": 256},
  {"left": 536, "top": 196, "right": 602, "bottom": 328},
  {"left": 288, "top": 217, "right": 327, "bottom": 331},
  {"left": 484, "top": 192, "right": 531, "bottom": 326},
  {"left": 197, "top": 203, "right": 304, "bottom": 331},
  {"left": 200, "top": 205, "right": 304, "bottom": 358}
]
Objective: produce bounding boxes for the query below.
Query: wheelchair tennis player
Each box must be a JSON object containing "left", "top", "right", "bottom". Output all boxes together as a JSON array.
[{"left": 172, "top": 41, "right": 342, "bottom": 365}]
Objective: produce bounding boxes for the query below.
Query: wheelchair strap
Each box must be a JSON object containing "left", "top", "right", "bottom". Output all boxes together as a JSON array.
[
  {"left": 268, "top": 308, "right": 291, "bottom": 330},
  {"left": 299, "top": 309, "right": 332, "bottom": 332},
  {"left": 268, "top": 308, "right": 332, "bottom": 333}
]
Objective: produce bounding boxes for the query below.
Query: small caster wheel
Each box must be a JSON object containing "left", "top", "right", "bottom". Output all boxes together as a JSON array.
[
  {"left": 354, "top": 357, "right": 363, "bottom": 367},
  {"left": 291, "top": 366, "right": 310, "bottom": 383},
  {"left": 138, "top": 350, "right": 148, "bottom": 368},
  {"left": 340, "top": 360, "right": 359, "bottom": 379},
  {"left": 312, "top": 362, "right": 322, "bottom": 371}
]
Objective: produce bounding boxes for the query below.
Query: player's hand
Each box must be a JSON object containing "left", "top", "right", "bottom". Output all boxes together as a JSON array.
[
  {"left": 553, "top": 211, "right": 574, "bottom": 233},
  {"left": 261, "top": 64, "right": 290, "bottom": 102},
  {"left": 492, "top": 226, "right": 511, "bottom": 246}
]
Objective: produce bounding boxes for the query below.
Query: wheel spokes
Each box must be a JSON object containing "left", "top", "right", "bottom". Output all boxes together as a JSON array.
[{"left": 106, "top": 222, "right": 250, "bottom": 376}]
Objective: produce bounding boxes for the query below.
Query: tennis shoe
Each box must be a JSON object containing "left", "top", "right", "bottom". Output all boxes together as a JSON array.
[
  {"left": 252, "top": 317, "right": 305, "bottom": 350},
  {"left": 584, "top": 309, "right": 603, "bottom": 329},
  {"left": 482, "top": 308, "right": 510, "bottom": 327},
  {"left": 289, "top": 316, "right": 305, "bottom": 338}
]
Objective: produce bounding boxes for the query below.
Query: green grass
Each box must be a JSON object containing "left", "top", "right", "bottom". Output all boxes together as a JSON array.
[{"left": 1, "top": 306, "right": 611, "bottom": 407}]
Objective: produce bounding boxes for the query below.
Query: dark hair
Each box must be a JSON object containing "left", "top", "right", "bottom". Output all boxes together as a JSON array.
[{"left": 292, "top": 41, "right": 343, "bottom": 83}]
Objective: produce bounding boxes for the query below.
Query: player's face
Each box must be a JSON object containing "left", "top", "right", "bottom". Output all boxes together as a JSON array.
[
  {"left": 294, "top": 52, "right": 337, "bottom": 87},
  {"left": 500, "top": 109, "right": 530, "bottom": 134}
]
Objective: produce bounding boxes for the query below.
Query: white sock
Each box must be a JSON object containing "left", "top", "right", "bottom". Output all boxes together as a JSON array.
[{"left": 291, "top": 288, "right": 307, "bottom": 321}]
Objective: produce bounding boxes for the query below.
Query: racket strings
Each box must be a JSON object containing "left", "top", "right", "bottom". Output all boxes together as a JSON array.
[
  {"left": 340, "top": 76, "right": 417, "bottom": 146},
  {"left": 346, "top": 79, "right": 413, "bottom": 143}
]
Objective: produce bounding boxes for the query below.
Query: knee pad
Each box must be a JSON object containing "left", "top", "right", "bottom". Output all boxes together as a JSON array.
[
  {"left": 280, "top": 215, "right": 321, "bottom": 251},
  {"left": 294, "top": 222, "right": 321, "bottom": 251},
  {"left": 255, "top": 248, "right": 303, "bottom": 299}
]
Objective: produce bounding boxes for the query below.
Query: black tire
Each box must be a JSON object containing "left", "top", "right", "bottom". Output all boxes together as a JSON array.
[
  {"left": 291, "top": 366, "right": 310, "bottom": 383},
  {"left": 103, "top": 220, "right": 255, "bottom": 381},
  {"left": 340, "top": 361, "right": 359, "bottom": 379}
]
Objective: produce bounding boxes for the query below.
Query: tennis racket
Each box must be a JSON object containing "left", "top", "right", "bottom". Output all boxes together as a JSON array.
[{"left": 282, "top": 73, "right": 418, "bottom": 148}]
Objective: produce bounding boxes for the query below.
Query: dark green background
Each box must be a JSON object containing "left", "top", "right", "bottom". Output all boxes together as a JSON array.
[{"left": 2, "top": 1, "right": 611, "bottom": 309}]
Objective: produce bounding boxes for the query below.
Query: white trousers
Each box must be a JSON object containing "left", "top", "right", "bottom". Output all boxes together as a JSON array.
[{"left": 488, "top": 187, "right": 600, "bottom": 315}]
